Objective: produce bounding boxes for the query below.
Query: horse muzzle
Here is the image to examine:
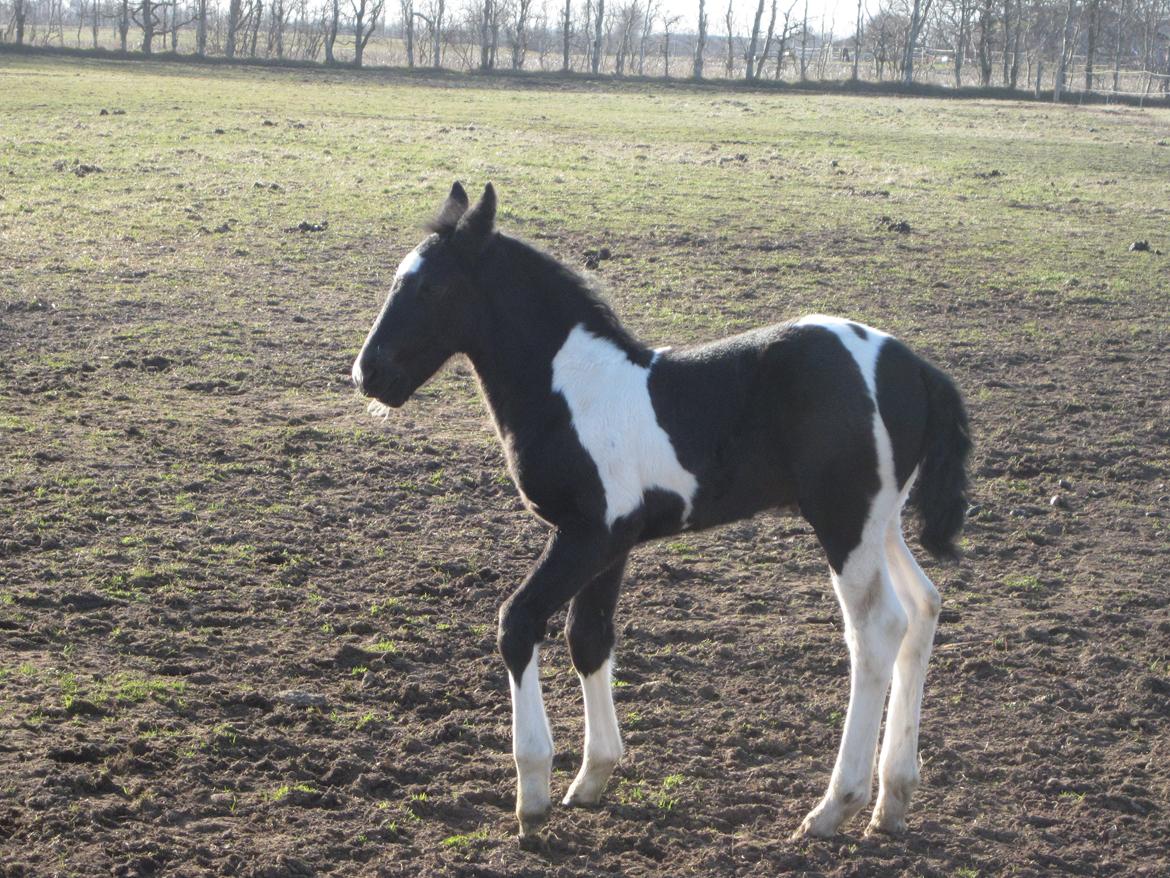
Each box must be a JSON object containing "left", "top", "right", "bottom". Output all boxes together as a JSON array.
[{"left": 352, "top": 356, "right": 412, "bottom": 408}]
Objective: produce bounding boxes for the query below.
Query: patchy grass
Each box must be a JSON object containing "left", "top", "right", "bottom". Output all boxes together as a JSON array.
[{"left": 1, "top": 53, "right": 1168, "bottom": 878}]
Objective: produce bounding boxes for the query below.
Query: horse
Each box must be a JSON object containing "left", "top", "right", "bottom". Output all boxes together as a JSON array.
[{"left": 352, "top": 182, "right": 971, "bottom": 843}]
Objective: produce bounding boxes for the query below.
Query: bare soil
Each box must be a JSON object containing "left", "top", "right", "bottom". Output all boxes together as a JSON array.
[{"left": 2, "top": 134, "right": 1169, "bottom": 878}]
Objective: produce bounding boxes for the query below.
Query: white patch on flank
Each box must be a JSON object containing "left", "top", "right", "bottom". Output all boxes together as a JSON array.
[
  {"left": 551, "top": 324, "right": 698, "bottom": 528},
  {"left": 394, "top": 248, "right": 424, "bottom": 280},
  {"left": 564, "top": 657, "right": 623, "bottom": 806},
  {"left": 509, "top": 647, "right": 554, "bottom": 822}
]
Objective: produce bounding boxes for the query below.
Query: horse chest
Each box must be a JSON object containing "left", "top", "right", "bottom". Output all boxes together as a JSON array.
[{"left": 550, "top": 325, "right": 698, "bottom": 529}]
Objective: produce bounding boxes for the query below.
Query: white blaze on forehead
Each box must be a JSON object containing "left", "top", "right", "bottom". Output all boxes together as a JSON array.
[
  {"left": 552, "top": 324, "right": 698, "bottom": 528},
  {"left": 394, "top": 248, "right": 425, "bottom": 280}
]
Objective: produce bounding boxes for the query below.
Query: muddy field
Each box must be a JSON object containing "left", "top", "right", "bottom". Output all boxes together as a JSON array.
[{"left": 1, "top": 57, "right": 1169, "bottom": 877}]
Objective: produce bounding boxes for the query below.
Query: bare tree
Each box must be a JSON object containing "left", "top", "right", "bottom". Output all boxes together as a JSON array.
[
  {"left": 976, "top": 0, "right": 993, "bottom": 85},
  {"left": 693, "top": 0, "right": 707, "bottom": 76},
  {"left": 509, "top": 0, "right": 535, "bottom": 68},
  {"left": 195, "top": 0, "right": 208, "bottom": 54},
  {"left": 398, "top": 0, "right": 414, "bottom": 64},
  {"left": 772, "top": 0, "right": 797, "bottom": 78},
  {"left": 1083, "top": 0, "right": 1099, "bottom": 89},
  {"left": 1111, "top": 0, "right": 1127, "bottom": 91},
  {"left": 118, "top": 0, "right": 131, "bottom": 49},
  {"left": 661, "top": 11, "right": 681, "bottom": 74},
  {"left": 636, "top": 0, "right": 656, "bottom": 73},
  {"left": 11, "top": 0, "right": 27, "bottom": 44},
  {"left": 1007, "top": 0, "right": 1022, "bottom": 87},
  {"left": 945, "top": 0, "right": 977, "bottom": 85},
  {"left": 132, "top": 0, "right": 163, "bottom": 54},
  {"left": 268, "top": 0, "right": 292, "bottom": 57},
  {"left": 745, "top": 0, "right": 767, "bottom": 79},
  {"left": 799, "top": 0, "right": 808, "bottom": 80},
  {"left": 725, "top": 0, "right": 736, "bottom": 76},
  {"left": 758, "top": 0, "right": 780, "bottom": 76},
  {"left": 322, "top": 0, "right": 340, "bottom": 63},
  {"left": 429, "top": 0, "right": 445, "bottom": 67},
  {"left": 225, "top": 0, "right": 242, "bottom": 57},
  {"left": 480, "top": 0, "right": 501, "bottom": 69},
  {"left": 559, "top": 0, "right": 572, "bottom": 68},
  {"left": 901, "top": 0, "right": 934, "bottom": 84},
  {"left": 352, "top": 0, "right": 383, "bottom": 65},
  {"left": 1053, "top": 0, "right": 1081, "bottom": 99},
  {"left": 612, "top": 0, "right": 639, "bottom": 73},
  {"left": 851, "top": 0, "right": 863, "bottom": 80},
  {"left": 590, "top": 0, "right": 603, "bottom": 72}
]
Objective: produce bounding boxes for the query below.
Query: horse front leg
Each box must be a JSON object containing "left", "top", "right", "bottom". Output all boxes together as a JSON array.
[
  {"left": 497, "top": 528, "right": 612, "bottom": 841},
  {"left": 563, "top": 554, "right": 628, "bottom": 807}
]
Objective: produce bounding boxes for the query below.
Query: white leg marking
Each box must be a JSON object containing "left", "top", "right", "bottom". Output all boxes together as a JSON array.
[
  {"left": 868, "top": 515, "right": 941, "bottom": 835},
  {"left": 796, "top": 553, "right": 907, "bottom": 839},
  {"left": 564, "top": 657, "right": 624, "bottom": 807},
  {"left": 509, "top": 646, "right": 553, "bottom": 835},
  {"left": 796, "top": 383, "right": 910, "bottom": 839}
]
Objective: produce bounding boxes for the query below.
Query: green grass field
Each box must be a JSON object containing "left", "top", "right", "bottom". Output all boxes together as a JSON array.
[{"left": 1, "top": 55, "right": 1168, "bottom": 876}]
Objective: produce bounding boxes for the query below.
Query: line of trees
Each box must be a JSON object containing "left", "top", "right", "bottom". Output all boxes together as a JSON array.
[{"left": 3, "top": 0, "right": 1169, "bottom": 94}]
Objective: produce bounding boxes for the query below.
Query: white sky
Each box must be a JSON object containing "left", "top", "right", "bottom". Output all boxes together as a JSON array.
[{"left": 656, "top": 0, "right": 862, "bottom": 36}]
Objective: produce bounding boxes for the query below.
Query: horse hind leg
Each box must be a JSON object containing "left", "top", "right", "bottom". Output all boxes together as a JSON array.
[
  {"left": 794, "top": 521, "right": 908, "bottom": 839},
  {"left": 867, "top": 519, "right": 941, "bottom": 835}
]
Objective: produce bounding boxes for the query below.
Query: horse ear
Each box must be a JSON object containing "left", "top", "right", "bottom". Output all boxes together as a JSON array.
[
  {"left": 453, "top": 183, "right": 497, "bottom": 255},
  {"left": 429, "top": 181, "right": 469, "bottom": 233}
]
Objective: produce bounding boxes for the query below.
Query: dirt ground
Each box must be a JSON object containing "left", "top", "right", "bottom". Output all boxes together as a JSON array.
[{"left": 2, "top": 59, "right": 1169, "bottom": 878}]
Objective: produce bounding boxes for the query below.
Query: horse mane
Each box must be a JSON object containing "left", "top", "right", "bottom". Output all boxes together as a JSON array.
[{"left": 494, "top": 234, "right": 649, "bottom": 361}]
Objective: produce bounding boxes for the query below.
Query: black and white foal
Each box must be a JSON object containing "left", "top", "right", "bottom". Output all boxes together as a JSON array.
[{"left": 352, "top": 183, "right": 971, "bottom": 842}]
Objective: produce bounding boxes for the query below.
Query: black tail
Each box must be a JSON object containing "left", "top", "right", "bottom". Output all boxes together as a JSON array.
[{"left": 911, "top": 362, "right": 972, "bottom": 560}]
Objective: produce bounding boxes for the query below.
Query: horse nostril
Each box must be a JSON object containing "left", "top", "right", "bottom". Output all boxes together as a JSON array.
[{"left": 354, "top": 357, "right": 380, "bottom": 391}]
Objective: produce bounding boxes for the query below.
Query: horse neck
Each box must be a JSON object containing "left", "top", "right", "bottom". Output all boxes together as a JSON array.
[{"left": 464, "top": 241, "right": 648, "bottom": 437}]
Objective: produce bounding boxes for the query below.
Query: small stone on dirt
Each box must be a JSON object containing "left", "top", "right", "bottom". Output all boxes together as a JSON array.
[
  {"left": 285, "top": 220, "right": 328, "bottom": 233},
  {"left": 60, "top": 592, "right": 113, "bottom": 611},
  {"left": 73, "top": 164, "right": 103, "bottom": 177},
  {"left": 6, "top": 297, "right": 54, "bottom": 312},
  {"left": 99, "top": 108, "right": 109, "bottom": 116},
  {"left": 261, "top": 119, "right": 277, "bottom": 127},
  {"left": 876, "top": 216, "right": 912, "bottom": 234},
  {"left": 141, "top": 356, "right": 171, "bottom": 372},
  {"left": 275, "top": 690, "right": 328, "bottom": 708},
  {"left": 1129, "top": 240, "right": 1150, "bottom": 252}
]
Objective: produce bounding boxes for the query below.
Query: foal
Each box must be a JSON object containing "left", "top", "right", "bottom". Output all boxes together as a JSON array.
[{"left": 352, "top": 183, "right": 971, "bottom": 842}]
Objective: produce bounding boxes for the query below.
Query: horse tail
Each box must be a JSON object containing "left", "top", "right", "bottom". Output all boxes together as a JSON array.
[{"left": 910, "top": 361, "right": 972, "bottom": 561}]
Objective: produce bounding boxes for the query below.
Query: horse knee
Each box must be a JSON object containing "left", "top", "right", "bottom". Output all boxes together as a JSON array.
[
  {"left": 565, "top": 603, "right": 615, "bottom": 678},
  {"left": 498, "top": 598, "right": 543, "bottom": 682},
  {"left": 919, "top": 580, "right": 941, "bottom": 622}
]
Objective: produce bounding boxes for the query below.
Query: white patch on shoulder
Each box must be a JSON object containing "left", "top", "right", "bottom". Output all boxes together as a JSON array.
[
  {"left": 795, "top": 314, "right": 890, "bottom": 397},
  {"left": 394, "top": 248, "right": 424, "bottom": 280},
  {"left": 551, "top": 325, "right": 698, "bottom": 528}
]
